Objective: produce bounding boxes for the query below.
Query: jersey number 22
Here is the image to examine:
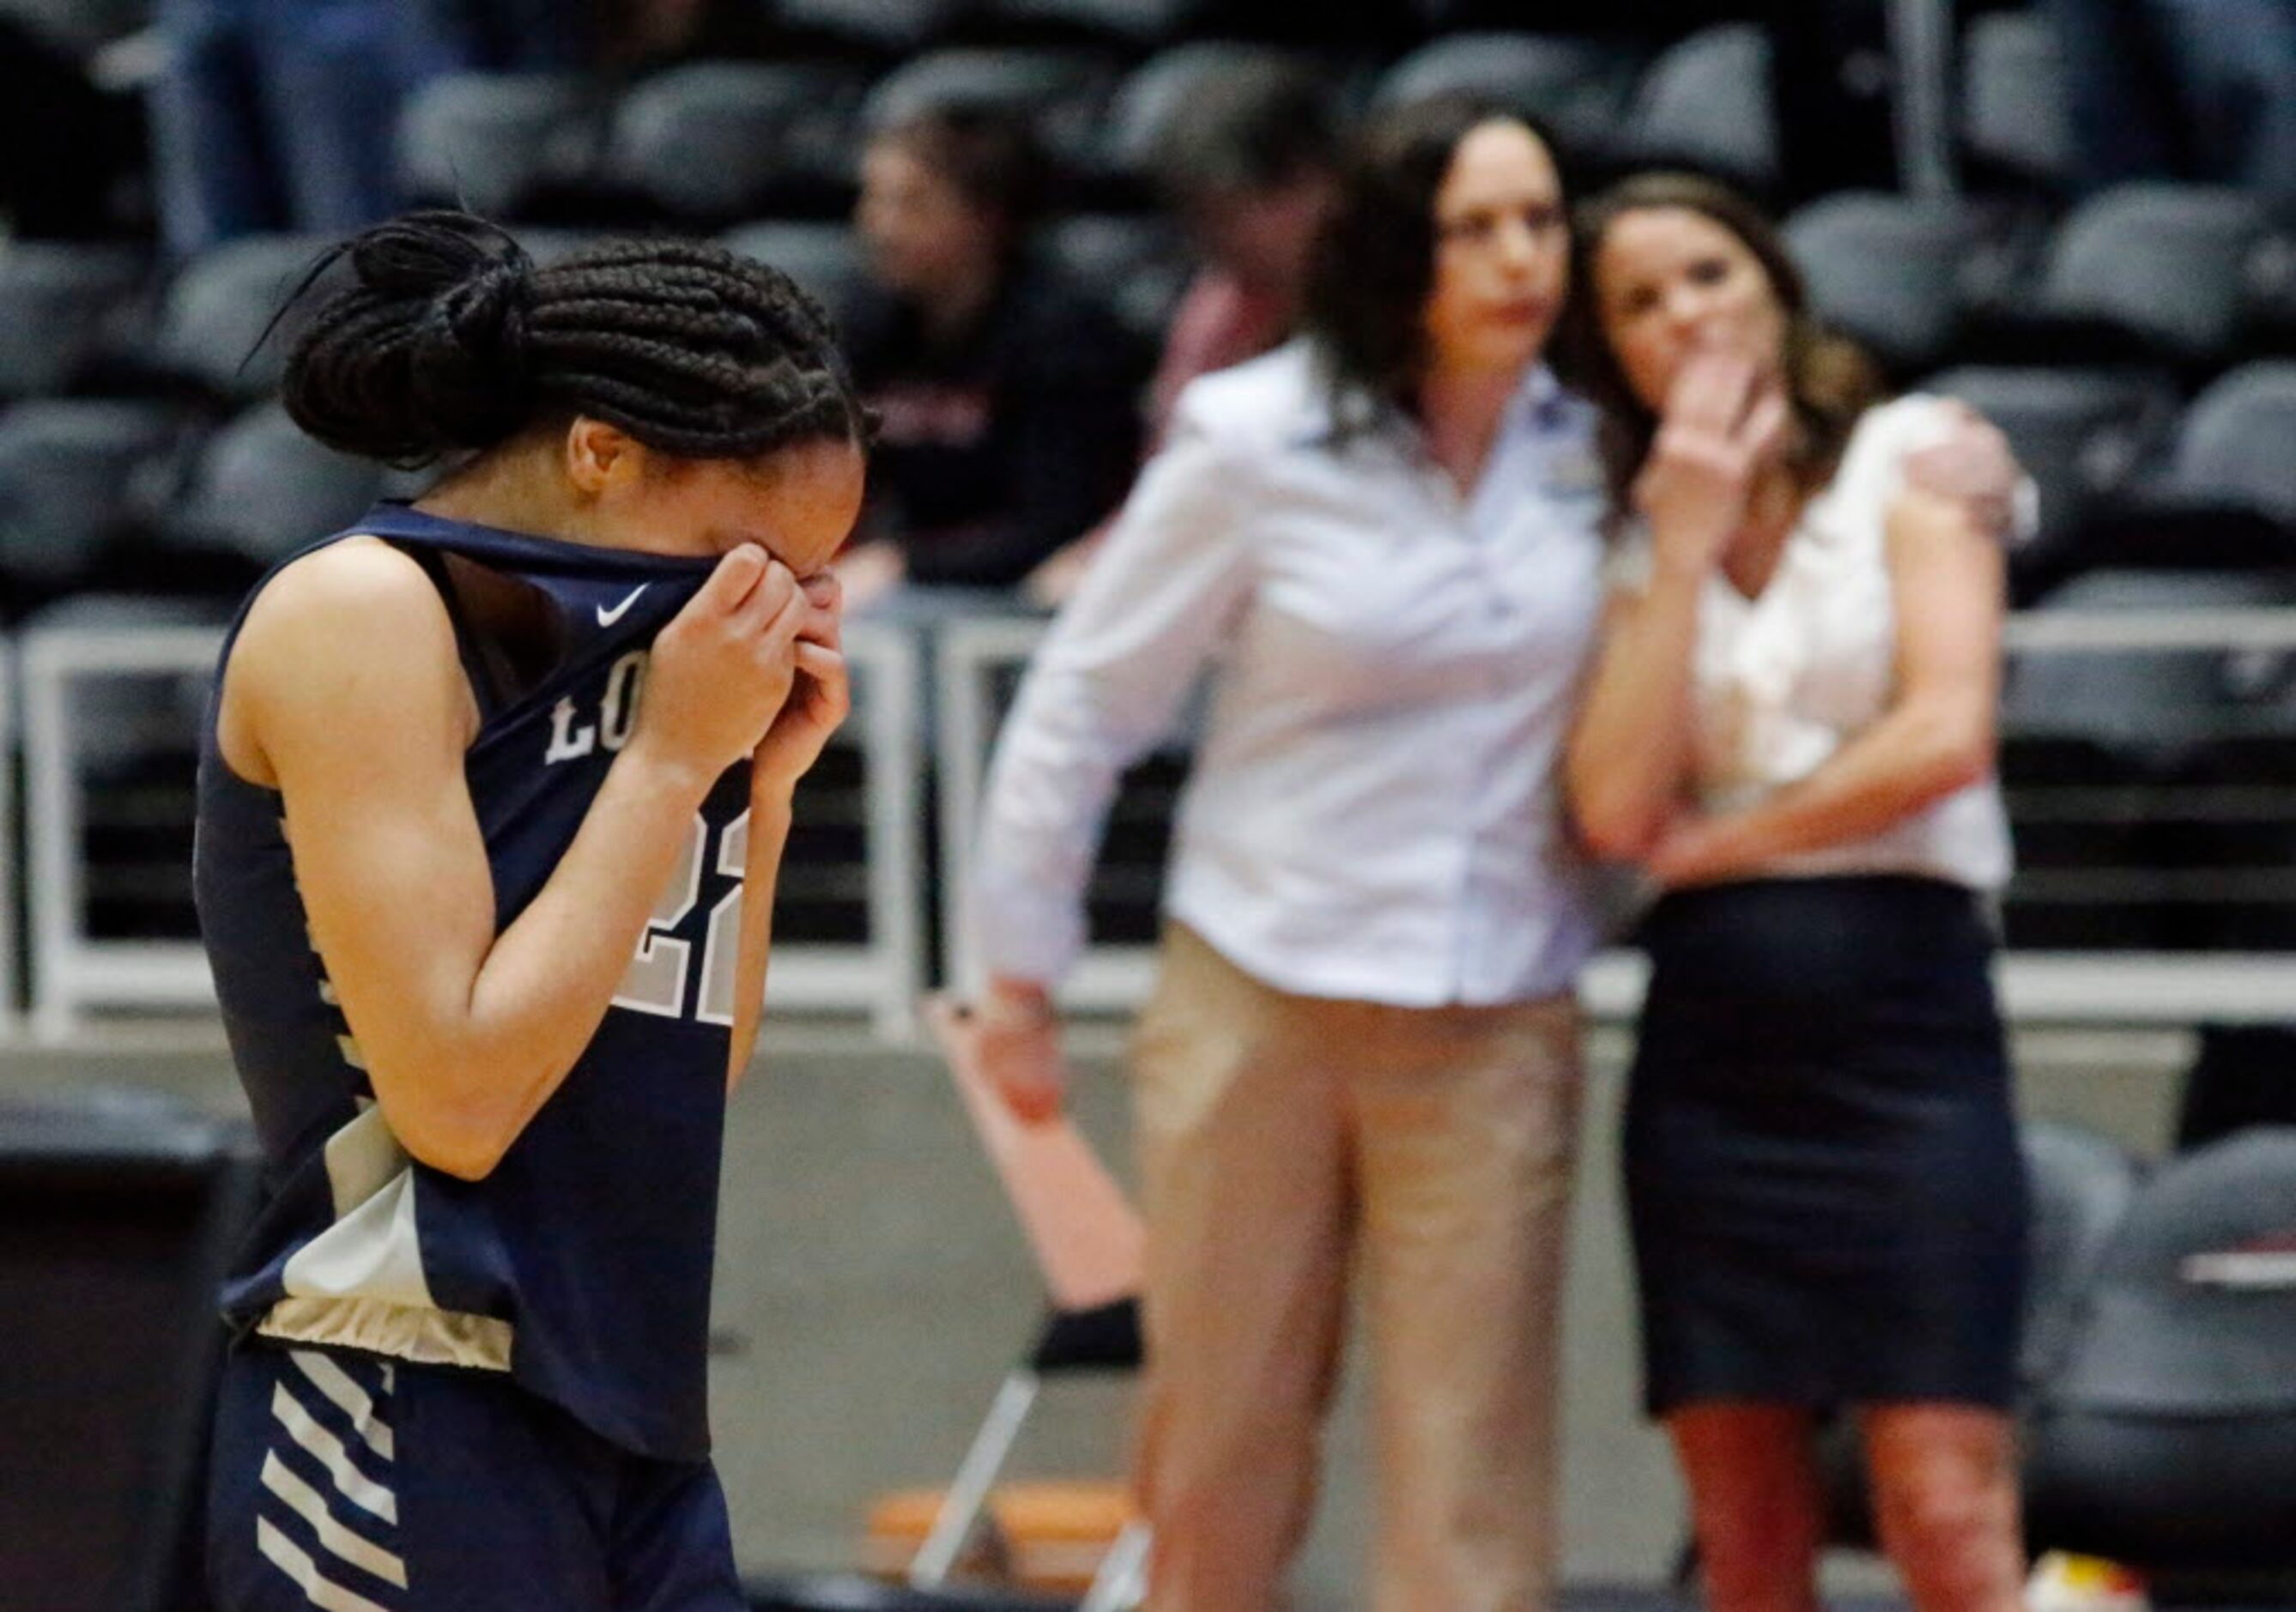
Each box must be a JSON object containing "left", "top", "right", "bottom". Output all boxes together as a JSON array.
[{"left": 612, "top": 809, "right": 747, "bottom": 1025}]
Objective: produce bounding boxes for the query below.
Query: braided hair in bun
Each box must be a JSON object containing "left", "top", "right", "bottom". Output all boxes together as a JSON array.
[{"left": 281, "top": 211, "right": 863, "bottom": 470}]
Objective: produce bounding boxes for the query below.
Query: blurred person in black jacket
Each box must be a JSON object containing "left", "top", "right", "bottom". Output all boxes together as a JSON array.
[{"left": 837, "top": 104, "right": 1148, "bottom": 607}]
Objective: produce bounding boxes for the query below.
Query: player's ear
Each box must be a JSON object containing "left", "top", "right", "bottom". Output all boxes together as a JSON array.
[{"left": 564, "top": 417, "right": 646, "bottom": 497}]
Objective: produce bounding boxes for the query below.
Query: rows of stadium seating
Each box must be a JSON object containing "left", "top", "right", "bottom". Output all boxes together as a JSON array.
[
  {"left": 3, "top": 0, "right": 2295, "bottom": 990},
  {"left": 3, "top": 6, "right": 2294, "bottom": 610},
  {"left": 7, "top": 200, "right": 2293, "bottom": 618}
]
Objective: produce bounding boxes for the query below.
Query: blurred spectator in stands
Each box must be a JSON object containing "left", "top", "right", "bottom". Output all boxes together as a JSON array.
[
  {"left": 1142, "top": 58, "right": 1344, "bottom": 446},
  {"left": 143, "top": 0, "right": 588, "bottom": 259},
  {"left": 838, "top": 104, "right": 1148, "bottom": 608},
  {"left": 2046, "top": 0, "right": 2296, "bottom": 203},
  {"left": 1025, "top": 55, "right": 1343, "bottom": 607},
  {"left": 0, "top": 6, "right": 148, "bottom": 238}
]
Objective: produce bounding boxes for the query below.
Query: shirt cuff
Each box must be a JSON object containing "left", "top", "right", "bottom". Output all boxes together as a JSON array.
[{"left": 967, "top": 866, "right": 1088, "bottom": 989}]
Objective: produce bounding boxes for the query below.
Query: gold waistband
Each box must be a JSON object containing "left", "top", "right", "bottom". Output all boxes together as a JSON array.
[{"left": 257, "top": 1294, "right": 513, "bottom": 1373}]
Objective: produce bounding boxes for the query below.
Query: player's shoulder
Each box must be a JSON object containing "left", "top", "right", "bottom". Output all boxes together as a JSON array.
[{"left": 233, "top": 536, "right": 457, "bottom": 685}]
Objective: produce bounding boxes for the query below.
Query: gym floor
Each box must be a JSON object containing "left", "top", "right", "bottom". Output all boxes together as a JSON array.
[{"left": 0, "top": 1017, "right": 2187, "bottom": 1608}]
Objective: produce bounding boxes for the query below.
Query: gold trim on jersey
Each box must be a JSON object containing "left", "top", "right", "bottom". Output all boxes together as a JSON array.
[{"left": 257, "top": 1296, "right": 513, "bottom": 1373}]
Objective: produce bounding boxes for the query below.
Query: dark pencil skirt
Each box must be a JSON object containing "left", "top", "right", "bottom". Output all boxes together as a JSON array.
[{"left": 1624, "top": 875, "right": 2030, "bottom": 1418}]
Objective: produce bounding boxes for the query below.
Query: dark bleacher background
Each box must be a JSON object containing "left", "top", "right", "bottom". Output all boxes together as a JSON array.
[
  {"left": 3, "top": 0, "right": 2296, "bottom": 987},
  {"left": 4, "top": 6, "right": 2296, "bottom": 1607}
]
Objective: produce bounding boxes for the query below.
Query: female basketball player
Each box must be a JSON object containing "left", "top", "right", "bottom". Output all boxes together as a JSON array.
[{"left": 195, "top": 211, "right": 866, "bottom": 1610}]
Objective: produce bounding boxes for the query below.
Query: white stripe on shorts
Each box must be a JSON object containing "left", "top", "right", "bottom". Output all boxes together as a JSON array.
[
  {"left": 288, "top": 1352, "right": 395, "bottom": 1462},
  {"left": 260, "top": 1452, "right": 408, "bottom": 1590},
  {"left": 255, "top": 1516, "right": 395, "bottom": 1612},
  {"left": 270, "top": 1384, "right": 397, "bottom": 1524}
]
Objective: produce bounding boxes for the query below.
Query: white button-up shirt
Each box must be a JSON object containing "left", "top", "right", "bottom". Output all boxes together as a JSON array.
[
  {"left": 970, "top": 341, "right": 1611, "bottom": 1007},
  {"left": 1612, "top": 394, "right": 2015, "bottom": 892}
]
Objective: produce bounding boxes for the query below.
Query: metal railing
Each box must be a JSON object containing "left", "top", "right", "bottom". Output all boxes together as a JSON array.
[
  {"left": 0, "top": 637, "right": 16, "bottom": 1045},
  {"left": 935, "top": 605, "right": 2296, "bottom": 1028},
  {"left": 21, "top": 622, "right": 221, "bottom": 1042},
  {"left": 15, "top": 617, "right": 928, "bottom": 1044},
  {"left": 12, "top": 601, "right": 2296, "bottom": 1042}
]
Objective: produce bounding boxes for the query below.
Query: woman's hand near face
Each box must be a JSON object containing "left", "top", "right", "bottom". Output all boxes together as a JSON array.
[
  {"left": 631, "top": 546, "right": 807, "bottom": 790},
  {"left": 754, "top": 571, "right": 851, "bottom": 792},
  {"left": 1902, "top": 403, "right": 2023, "bottom": 544},
  {"left": 1633, "top": 348, "right": 1792, "bottom": 579}
]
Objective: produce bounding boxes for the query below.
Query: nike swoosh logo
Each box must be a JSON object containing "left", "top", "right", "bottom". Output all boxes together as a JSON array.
[{"left": 596, "top": 585, "right": 648, "bottom": 627}]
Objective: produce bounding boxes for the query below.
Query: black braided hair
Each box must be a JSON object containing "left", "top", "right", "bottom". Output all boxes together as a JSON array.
[{"left": 280, "top": 211, "right": 864, "bottom": 469}]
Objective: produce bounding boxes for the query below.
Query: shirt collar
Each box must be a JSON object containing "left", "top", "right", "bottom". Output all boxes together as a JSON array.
[
  {"left": 1513, "top": 363, "right": 1572, "bottom": 433},
  {"left": 1293, "top": 357, "right": 1575, "bottom": 451}
]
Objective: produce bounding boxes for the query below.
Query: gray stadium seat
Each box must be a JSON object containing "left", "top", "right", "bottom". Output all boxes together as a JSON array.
[
  {"left": 0, "top": 399, "right": 186, "bottom": 609},
  {"left": 2020, "top": 1124, "right": 2148, "bottom": 1385},
  {"left": 774, "top": 0, "right": 973, "bottom": 58},
  {"left": 164, "top": 400, "right": 385, "bottom": 568},
  {"left": 2003, "top": 570, "right": 2296, "bottom": 756},
  {"left": 2023, "top": 1129, "right": 2296, "bottom": 1581},
  {"left": 1923, "top": 364, "right": 2179, "bottom": 557},
  {"left": 395, "top": 70, "right": 598, "bottom": 219},
  {"left": 1100, "top": 40, "right": 1318, "bottom": 182},
  {"left": 607, "top": 60, "right": 869, "bottom": 221},
  {"left": 1041, "top": 212, "right": 1189, "bottom": 341},
  {"left": 1960, "top": 8, "right": 2074, "bottom": 193},
  {"left": 2030, "top": 185, "right": 2271, "bottom": 369},
  {"left": 1372, "top": 31, "right": 1645, "bottom": 161},
  {"left": 154, "top": 233, "right": 340, "bottom": 403},
  {"left": 861, "top": 47, "right": 1120, "bottom": 177},
  {"left": 1784, "top": 192, "right": 1978, "bottom": 379},
  {"left": 0, "top": 241, "right": 148, "bottom": 402},
  {"left": 2163, "top": 361, "right": 2296, "bottom": 520},
  {"left": 2036, "top": 361, "right": 2296, "bottom": 579},
  {"left": 1621, "top": 23, "right": 1778, "bottom": 195},
  {"left": 720, "top": 221, "right": 868, "bottom": 330}
]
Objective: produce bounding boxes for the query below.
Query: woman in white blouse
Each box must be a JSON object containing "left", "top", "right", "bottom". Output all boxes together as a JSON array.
[
  {"left": 968, "top": 96, "right": 1604, "bottom": 1609},
  {"left": 1565, "top": 173, "right": 2029, "bottom": 1612}
]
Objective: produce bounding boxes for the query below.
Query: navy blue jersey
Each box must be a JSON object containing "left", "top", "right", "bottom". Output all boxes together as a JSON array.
[{"left": 196, "top": 504, "right": 754, "bottom": 1462}]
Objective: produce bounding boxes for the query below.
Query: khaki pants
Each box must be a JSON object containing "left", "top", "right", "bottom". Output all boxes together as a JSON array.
[{"left": 1129, "top": 924, "right": 1584, "bottom": 1612}]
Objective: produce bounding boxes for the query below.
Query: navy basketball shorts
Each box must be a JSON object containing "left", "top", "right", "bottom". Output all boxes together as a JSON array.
[{"left": 207, "top": 1343, "right": 745, "bottom": 1612}]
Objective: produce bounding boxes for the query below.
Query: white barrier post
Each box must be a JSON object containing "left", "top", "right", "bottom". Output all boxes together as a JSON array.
[{"left": 0, "top": 637, "right": 19, "bottom": 1045}]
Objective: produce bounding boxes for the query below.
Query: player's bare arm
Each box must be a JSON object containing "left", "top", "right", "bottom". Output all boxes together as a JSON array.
[{"left": 222, "top": 536, "right": 806, "bottom": 1178}]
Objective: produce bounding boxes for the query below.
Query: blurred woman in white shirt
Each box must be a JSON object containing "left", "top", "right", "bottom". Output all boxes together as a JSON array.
[
  {"left": 1564, "top": 172, "right": 2029, "bottom": 1612},
  {"left": 968, "top": 95, "right": 1603, "bottom": 1611}
]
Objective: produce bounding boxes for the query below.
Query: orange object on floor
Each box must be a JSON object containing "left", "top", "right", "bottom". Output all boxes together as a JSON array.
[{"left": 864, "top": 1481, "right": 1140, "bottom": 1594}]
